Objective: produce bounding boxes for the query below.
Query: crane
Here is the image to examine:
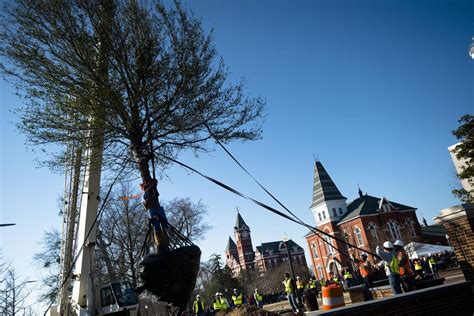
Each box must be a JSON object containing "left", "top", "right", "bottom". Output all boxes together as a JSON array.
[{"left": 47, "top": 130, "right": 138, "bottom": 315}]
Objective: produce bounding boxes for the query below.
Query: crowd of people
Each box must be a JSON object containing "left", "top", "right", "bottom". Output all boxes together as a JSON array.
[
  {"left": 191, "top": 288, "right": 265, "bottom": 315},
  {"left": 189, "top": 243, "right": 458, "bottom": 315}
]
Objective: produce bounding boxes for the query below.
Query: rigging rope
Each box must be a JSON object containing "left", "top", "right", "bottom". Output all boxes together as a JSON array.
[
  {"left": 159, "top": 152, "right": 380, "bottom": 261},
  {"left": 203, "top": 124, "right": 361, "bottom": 263}
]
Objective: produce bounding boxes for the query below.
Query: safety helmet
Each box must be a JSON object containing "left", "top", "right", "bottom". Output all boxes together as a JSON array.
[
  {"left": 233, "top": 288, "right": 238, "bottom": 292},
  {"left": 255, "top": 288, "right": 258, "bottom": 292},
  {"left": 296, "top": 276, "right": 301, "bottom": 279},
  {"left": 215, "top": 292, "right": 220, "bottom": 296},
  {"left": 383, "top": 241, "right": 394, "bottom": 249},
  {"left": 196, "top": 294, "right": 200, "bottom": 298},
  {"left": 361, "top": 252, "right": 368, "bottom": 257},
  {"left": 393, "top": 240, "right": 404, "bottom": 247}
]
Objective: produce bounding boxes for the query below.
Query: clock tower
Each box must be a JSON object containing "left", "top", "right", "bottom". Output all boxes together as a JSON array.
[{"left": 234, "top": 211, "right": 255, "bottom": 271}]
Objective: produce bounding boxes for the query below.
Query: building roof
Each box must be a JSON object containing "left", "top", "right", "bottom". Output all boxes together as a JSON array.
[
  {"left": 256, "top": 239, "right": 304, "bottom": 255},
  {"left": 226, "top": 237, "right": 237, "bottom": 251},
  {"left": 338, "top": 194, "right": 416, "bottom": 223},
  {"left": 310, "top": 161, "right": 346, "bottom": 209},
  {"left": 421, "top": 224, "right": 447, "bottom": 237},
  {"left": 235, "top": 212, "right": 249, "bottom": 230}
]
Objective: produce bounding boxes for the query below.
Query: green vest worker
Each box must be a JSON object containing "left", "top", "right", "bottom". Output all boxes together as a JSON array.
[
  {"left": 212, "top": 293, "right": 227, "bottom": 311},
  {"left": 193, "top": 295, "right": 205, "bottom": 315},
  {"left": 284, "top": 278, "right": 294, "bottom": 294},
  {"left": 254, "top": 288, "right": 263, "bottom": 308},
  {"left": 232, "top": 289, "right": 243, "bottom": 306}
]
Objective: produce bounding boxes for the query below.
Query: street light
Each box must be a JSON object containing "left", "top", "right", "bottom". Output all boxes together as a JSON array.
[{"left": 282, "top": 234, "right": 296, "bottom": 282}]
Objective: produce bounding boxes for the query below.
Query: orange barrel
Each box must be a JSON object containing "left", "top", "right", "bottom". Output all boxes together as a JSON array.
[{"left": 322, "top": 284, "right": 345, "bottom": 310}]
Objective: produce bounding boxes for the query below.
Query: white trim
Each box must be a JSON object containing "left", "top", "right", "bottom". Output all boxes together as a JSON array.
[{"left": 322, "top": 296, "right": 345, "bottom": 306}]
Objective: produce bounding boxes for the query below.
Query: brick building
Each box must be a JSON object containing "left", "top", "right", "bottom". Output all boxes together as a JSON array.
[
  {"left": 305, "top": 160, "right": 423, "bottom": 281},
  {"left": 225, "top": 212, "right": 307, "bottom": 276}
]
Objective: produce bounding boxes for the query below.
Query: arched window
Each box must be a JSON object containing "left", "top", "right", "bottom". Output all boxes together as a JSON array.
[
  {"left": 367, "top": 222, "right": 379, "bottom": 243},
  {"left": 387, "top": 220, "right": 401, "bottom": 240},
  {"left": 354, "top": 226, "right": 364, "bottom": 246},
  {"left": 317, "top": 265, "right": 323, "bottom": 280},
  {"left": 311, "top": 242, "right": 319, "bottom": 259},
  {"left": 406, "top": 218, "right": 417, "bottom": 237}
]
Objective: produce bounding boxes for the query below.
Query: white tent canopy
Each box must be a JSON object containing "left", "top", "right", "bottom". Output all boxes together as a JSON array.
[{"left": 404, "top": 242, "right": 453, "bottom": 259}]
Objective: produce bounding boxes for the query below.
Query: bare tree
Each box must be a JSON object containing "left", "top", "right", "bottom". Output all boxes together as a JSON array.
[
  {"left": 164, "top": 198, "right": 211, "bottom": 241},
  {"left": 0, "top": 266, "right": 35, "bottom": 316},
  {"left": 33, "top": 229, "right": 61, "bottom": 304}
]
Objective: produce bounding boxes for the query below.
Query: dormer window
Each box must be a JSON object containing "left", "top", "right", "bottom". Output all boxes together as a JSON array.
[
  {"left": 382, "top": 204, "right": 390, "bottom": 212},
  {"left": 332, "top": 208, "right": 337, "bottom": 217},
  {"left": 322, "top": 211, "right": 326, "bottom": 219},
  {"left": 338, "top": 207, "right": 343, "bottom": 215},
  {"left": 318, "top": 213, "right": 322, "bottom": 221}
]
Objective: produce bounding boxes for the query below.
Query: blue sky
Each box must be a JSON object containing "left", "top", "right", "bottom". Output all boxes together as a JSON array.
[{"left": 1, "top": 0, "right": 473, "bottom": 311}]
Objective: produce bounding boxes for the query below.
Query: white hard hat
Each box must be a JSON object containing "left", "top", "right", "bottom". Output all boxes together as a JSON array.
[
  {"left": 394, "top": 240, "right": 404, "bottom": 247},
  {"left": 361, "top": 252, "right": 368, "bottom": 257},
  {"left": 196, "top": 294, "right": 200, "bottom": 298},
  {"left": 215, "top": 292, "right": 220, "bottom": 296},
  {"left": 383, "top": 241, "right": 394, "bottom": 249},
  {"left": 255, "top": 288, "right": 258, "bottom": 291}
]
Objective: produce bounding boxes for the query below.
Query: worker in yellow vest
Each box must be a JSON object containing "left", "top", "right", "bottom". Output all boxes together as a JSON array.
[
  {"left": 295, "top": 276, "right": 305, "bottom": 303},
  {"left": 193, "top": 294, "right": 205, "bottom": 316},
  {"left": 428, "top": 255, "right": 439, "bottom": 278},
  {"left": 414, "top": 259, "right": 423, "bottom": 278},
  {"left": 212, "top": 292, "right": 228, "bottom": 312},
  {"left": 394, "top": 239, "right": 414, "bottom": 292},
  {"left": 232, "top": 288, "right": 243, "bottom": 307},
  {"left": 254, "top": 288, "right": 263, "bottom": 309},
  {"left": 343, "top": 270, "right": 354, "bottom": 288},
  {"left": 283, "top": 272, "right": 302, "bottom": 313},
  {"left": 376, "top": 241, "right": 403, "bottom": 295}
]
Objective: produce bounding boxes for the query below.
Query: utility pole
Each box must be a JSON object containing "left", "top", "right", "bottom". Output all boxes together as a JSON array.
[{"left": 282, "top": 235, "right": 296, "bottom": 282}]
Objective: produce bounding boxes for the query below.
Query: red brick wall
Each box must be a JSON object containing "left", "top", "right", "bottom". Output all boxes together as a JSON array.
[{"left": 442, "top": 215, "right": 474, "bottom": 281}]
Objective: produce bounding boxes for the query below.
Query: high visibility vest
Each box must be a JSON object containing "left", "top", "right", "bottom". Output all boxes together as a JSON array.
[
  {"left": 359, "top": 262, "right": 371, "bottom": 278},
  {"left": 388, "top": 255, "right": 399, "bottom": 274},
  {"left": 414, "top": 262, "right": 422, "bottom": 271},
  {"left": 284, "top": 279, "right": 294, "bottom": 294},
  {"left": 296, "top": 280, "right": 305, "bottom": 289},
  {"left": 193, "top": 300, "right": 205, "bottom": 313},
  {"left": 308, "top": 280, "right": 317, "bottom": 289},
  {"left": 429, "top": 258, "right": 437, "bottom": 268},
  {"left": 344, "top": 272, "right": 353, "bottom": 280},
  {"left": 333, "top": 276, "right": 339, "bottom": 283},
  {"left": 213, "top": 298, "right": 226, "bottom": 311},
  {"left": 254, "top": 292, "right": 263, "bottom": 302},
  {"left": 319, "top": 280, "right": 326, "bottom": 287},
  {"left": 398, "top": 251, "right": 412, "bottom": 276},
  {"left": 232, "top": 293, "right": 243, "bottom": 305}
]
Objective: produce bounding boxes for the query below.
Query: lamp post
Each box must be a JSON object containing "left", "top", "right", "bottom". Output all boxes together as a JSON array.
[{"left": 282, "top": 234, "right": 296, "bottom": 282}]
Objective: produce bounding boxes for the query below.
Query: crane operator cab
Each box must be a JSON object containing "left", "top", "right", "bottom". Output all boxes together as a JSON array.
[{"left": 96, "top": 281, "right": 138, "bottom": 315}]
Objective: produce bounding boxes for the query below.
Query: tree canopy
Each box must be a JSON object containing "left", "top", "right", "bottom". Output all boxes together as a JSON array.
[
  {"left": 0, "top": 0, "right": 265, "bottom": 180},
  {"left": 451, "top": 114, "right": 473, "bottom": 203}
]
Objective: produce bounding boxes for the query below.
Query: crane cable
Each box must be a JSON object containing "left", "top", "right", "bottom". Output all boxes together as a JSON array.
[
  {"left": 203, "top": 124, "right": 366, "bottom": 263},
  {"left": 158, "top": 152, "right": 379, "bottom": 261}
]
